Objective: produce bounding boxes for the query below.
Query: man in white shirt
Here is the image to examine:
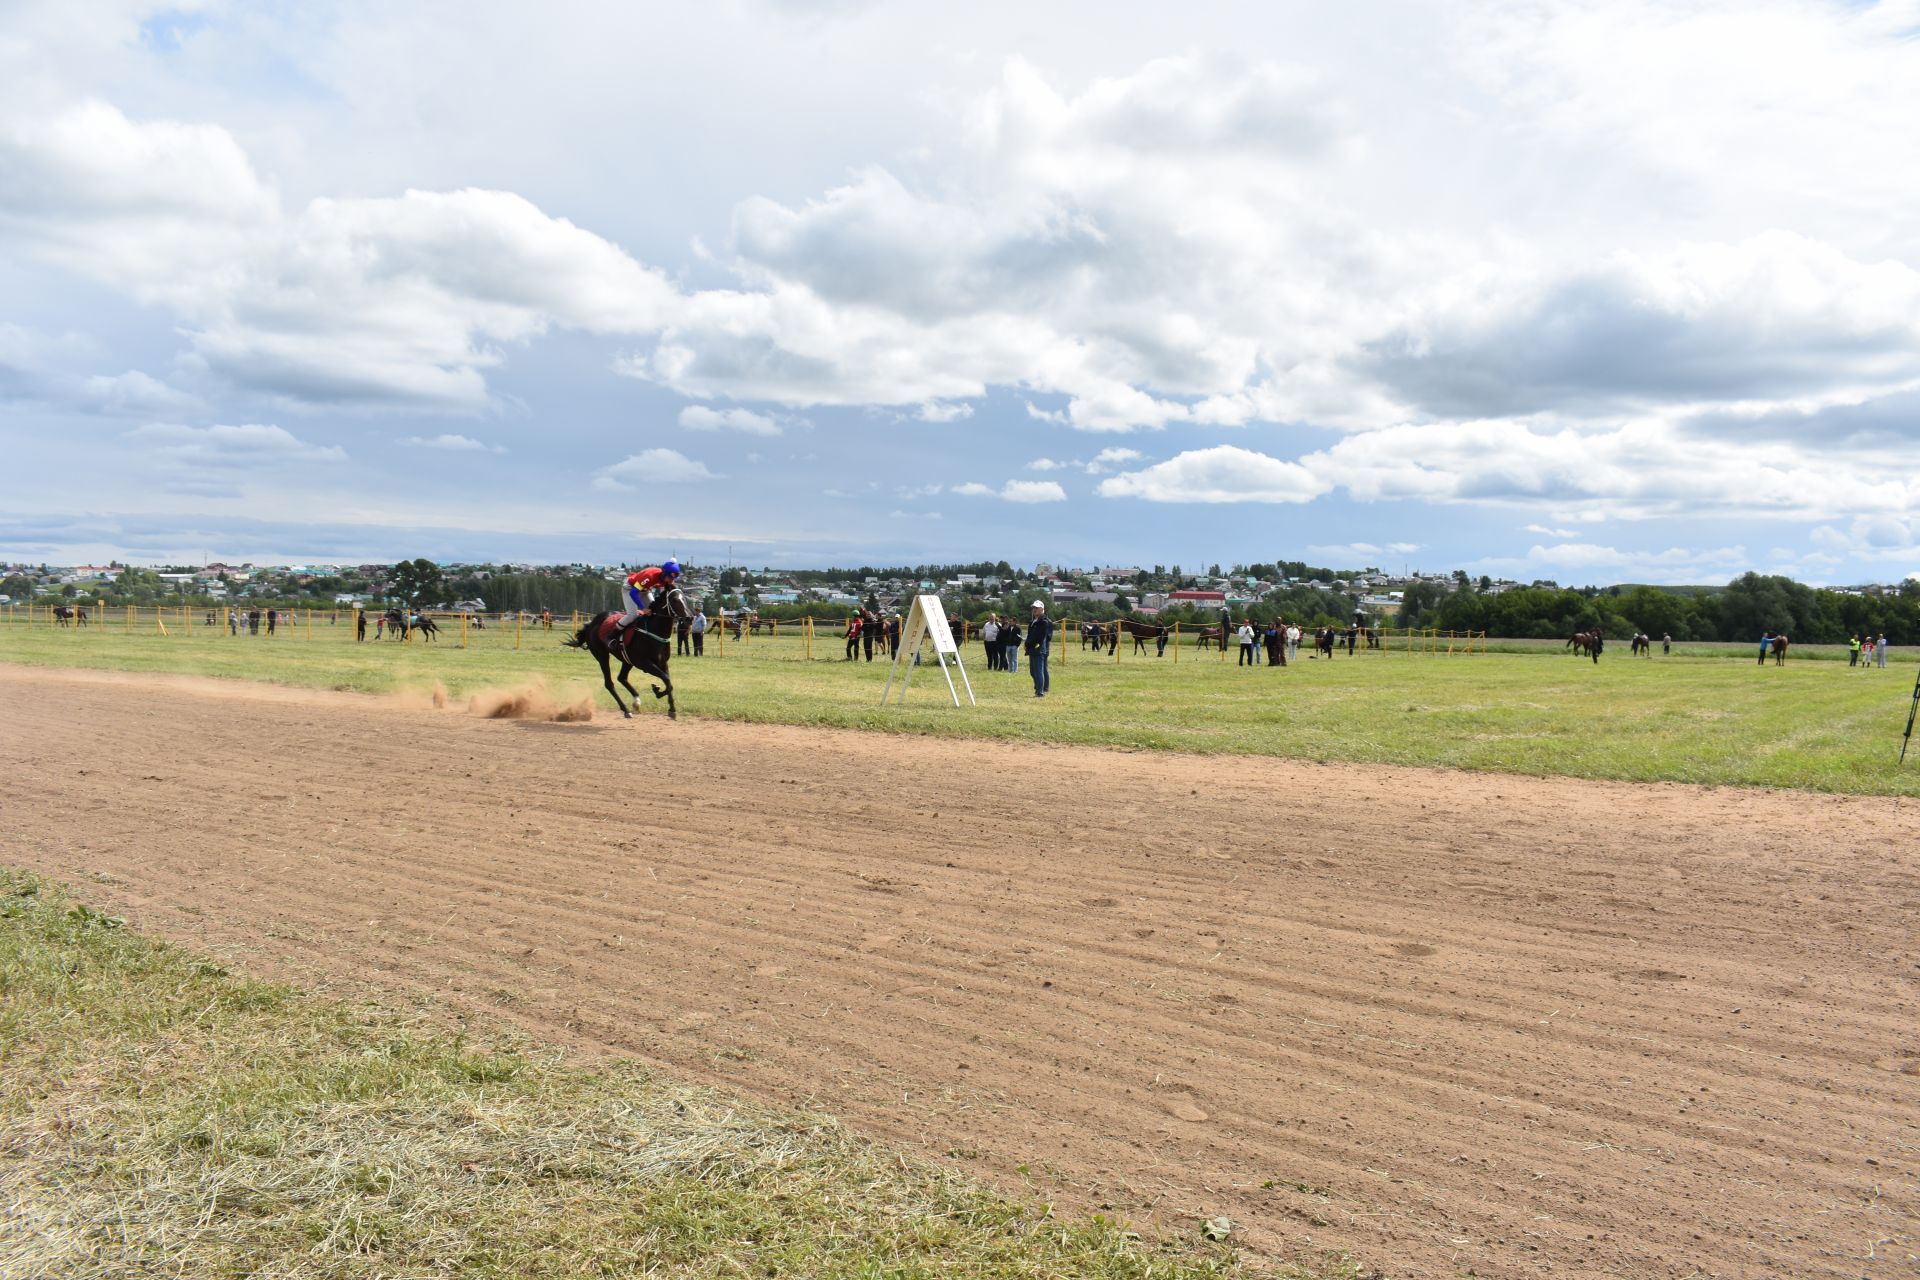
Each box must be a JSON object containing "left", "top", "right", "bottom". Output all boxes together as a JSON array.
[
  {"left": 1237, "top": 621, "right": 1256, "bottom": 666},
  {"left": 690, "top": 609, "right": 707, "bottom": 656},
  {"left": 981, "top": 614, "right": 1001, "bottom": 670}
]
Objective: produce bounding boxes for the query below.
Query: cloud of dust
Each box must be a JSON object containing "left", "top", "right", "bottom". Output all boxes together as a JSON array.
[{"left": 466, "top": 678, "right": 593, "bottom": 723}]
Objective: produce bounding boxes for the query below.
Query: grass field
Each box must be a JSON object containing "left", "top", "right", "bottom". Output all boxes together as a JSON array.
[
  {"left": 4, "top": 612, "right": 1918, "bottom": 795},
  {"left": 2, "top": 869, "right": 1335, "bottom": 1279}
]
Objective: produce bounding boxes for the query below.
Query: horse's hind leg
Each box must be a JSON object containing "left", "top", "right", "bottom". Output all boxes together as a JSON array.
[{"left": 598, "top": 653, "right": 631, "bottom": 718}]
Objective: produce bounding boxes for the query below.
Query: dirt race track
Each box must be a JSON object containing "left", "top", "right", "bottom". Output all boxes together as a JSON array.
[{"left": 5, "top": 666, "right": 1917, "bottom": 1278}]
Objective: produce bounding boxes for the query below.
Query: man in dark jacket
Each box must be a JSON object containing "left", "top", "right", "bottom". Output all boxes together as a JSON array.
[{"left": 1026, "top": 599, "right": 1054, "bottom": 697}]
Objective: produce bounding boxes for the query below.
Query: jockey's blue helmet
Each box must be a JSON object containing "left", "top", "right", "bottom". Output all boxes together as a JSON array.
[{"left": 662, "top": 559, "right": 682, "bottom": 576}]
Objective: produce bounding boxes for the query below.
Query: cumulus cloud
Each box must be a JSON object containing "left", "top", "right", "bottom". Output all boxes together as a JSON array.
[
  {"left": 592, "top": 448, "right": 720, "bottom": 491},
  {"left": 401, "top": 433, "right": 506, "bottom": 453},
  {"left": 1026, "top": 457, "right": 1065, "bottom": 471},
  {"left": 949, "top": 479, "right": 1066, "bottom": 502},
  {"left": 1001, "top": 479, "right": 1067, "bottom": 503},
  {"left": 0, "top": 103, "right": 675, "bottom": 411},
  {"left": 1097, "top": 445, "right": 1326, "bottom": 504},
  {"left": 1084, "top": 446, "right": 1143, "bottom": 475},
  {"left": 679, "top": 405, "right": 784, "bottom": 435}
]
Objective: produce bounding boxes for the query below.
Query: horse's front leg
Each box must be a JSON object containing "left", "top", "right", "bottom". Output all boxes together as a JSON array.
[{"left": 615, "top": 658, "right": 645, "bottom": 706}]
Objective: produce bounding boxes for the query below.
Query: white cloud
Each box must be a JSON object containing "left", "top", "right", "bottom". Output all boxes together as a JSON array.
[
  {"left": 915, "top": 400, "right": 973, "bottom": 422},
  {"left": 1001, "top": 479, "right": 1066, "bottom": 503},
  {"left": 1525, "top": 523, "right": 1580, "bottom": 538},
  {"left": 124, "top": 422, "right": 346, "bottom": 466},
  {"left": 1084, "top": 445, "right": 1144, "bottom": 474},
  {"left": 948, "top": 479, "right": 1066, "bottom": 502},
  {"left": 401, "top": 433, "right": 506, "bottom": 453},
  {"left": 1026, "top": 457, "right": 1065, "bottom": 471},
  {"left": 679, "top": 405, "right": 784, "bottom": 435},
  {"left": 1, "top": 103, "right": 676, "bottom": 411},
  {"left": 593, "top": 448, "right": 720, "bottom": 491},
  {"left": 1097, "top": 445, "right": 1326, "bottom": 504}
]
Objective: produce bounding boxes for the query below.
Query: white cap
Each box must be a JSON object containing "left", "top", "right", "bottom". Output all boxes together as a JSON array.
[{"left": 1032, "top": 600, "right": 1046, "bottom": 610}]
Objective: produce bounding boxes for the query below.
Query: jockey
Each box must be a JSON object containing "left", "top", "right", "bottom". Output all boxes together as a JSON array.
[{"left": 610, "top": 559, "right": 680, "bottom": 639}]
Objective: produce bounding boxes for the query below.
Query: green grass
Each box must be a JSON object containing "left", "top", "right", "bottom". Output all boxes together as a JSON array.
[
  {"left": 5, "top": 614, "right": 1918, "bottom": 795},
  {"left": 0, "top": 869, "right": 1354, "bottom": 1279}
]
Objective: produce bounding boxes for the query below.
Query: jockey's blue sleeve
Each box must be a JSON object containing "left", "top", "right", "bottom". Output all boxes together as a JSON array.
[{"left": 627, "top": 585, "right": 647, "bottom": 608}]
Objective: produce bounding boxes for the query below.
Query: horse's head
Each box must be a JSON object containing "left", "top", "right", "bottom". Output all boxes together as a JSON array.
[{"left": 656, "top": 585, "right": 693, "bottom": 621}]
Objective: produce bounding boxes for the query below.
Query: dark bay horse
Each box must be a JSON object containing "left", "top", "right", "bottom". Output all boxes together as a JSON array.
[
  {"left": 1118, "top": 618, "right": 1166, "bottom": 654},
  {"left": 1767, "top": 634, "right": 1789, "bottom": 666},
  {"left": 1630, "top": 633, "right": 1651, "bottom": 656},
  {"left": 572, "top": 585, "right": 692, "bottom": 718},
  {"left": 1568, "top": 631, "right": 1602, "bottom": 660}
]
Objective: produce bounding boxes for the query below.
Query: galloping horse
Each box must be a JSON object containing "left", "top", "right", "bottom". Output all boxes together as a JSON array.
[
  {"left": 1629, "top": 633, "right": 1652, "bottom": 657},
  {"left": 571, "top": 584, "right": 693, "bottom": 718}
]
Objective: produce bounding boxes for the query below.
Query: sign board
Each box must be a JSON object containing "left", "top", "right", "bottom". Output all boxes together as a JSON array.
[{"left": 880, "top": 594, "right": 975, "bottom": 708}]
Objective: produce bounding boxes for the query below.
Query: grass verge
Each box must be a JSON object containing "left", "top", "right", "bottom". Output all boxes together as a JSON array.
[{"left": 0, "top": 869, "right": 1356, "bottom": 1279}]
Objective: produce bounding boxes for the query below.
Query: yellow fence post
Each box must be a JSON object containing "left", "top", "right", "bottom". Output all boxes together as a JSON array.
[
  {"left": 1173, "top": 620, "right": 1180, "bottom": 663},
  {"left": 461, "top": 612, "right": 468, "bottom": 649},
  {"left": 515, "top": 610, "right": 522, "bottom": 650}
]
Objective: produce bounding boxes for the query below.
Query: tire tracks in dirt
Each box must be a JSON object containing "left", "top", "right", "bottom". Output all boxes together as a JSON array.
[{"left": 4, "top": 665, "right": 1916, "bottom": 1278}]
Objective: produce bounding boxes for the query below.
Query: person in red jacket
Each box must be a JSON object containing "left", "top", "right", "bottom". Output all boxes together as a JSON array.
[{"left": 607, "top": 559, "right": 680, "bottom": 642}]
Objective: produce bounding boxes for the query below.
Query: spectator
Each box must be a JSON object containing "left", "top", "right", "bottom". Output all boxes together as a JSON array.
[
  {"left": 691, "top": 608, "right": 707, "bottom": 655},
  {"left": 1878, "top": 633, "right": 1890, "bottom": 668},
  {"left": 1025, "top": 600, "right": 1052, "bottom": 697},
  {"left": 1848, "top": 634, "right": 1861, "bottom": 666},
  {"left": 888, "top": 612, "right": 901, "bottom": 658},
  {"left": 1237, "top": 620, "right": 1256, "bottom": 666},
  {"left": 1264, "top": 620, "right": 1283, "bottom": 667},
  {"left": 356, "top": 610, "right": 367, "bottom": 642},
  {"left": 862, "top": 608, "right": 878, "bottom": 662},
  {"left": 981, "top": 613, "right": 1001, "bottom": 671},
  {"left": 1003, "top": 617, "right": 1020, "bottom": 674},
  {"left": 1286, "top": 621, "right": 1301, "bottom": 663},
  {"left": 676, "top": 615, "right": 691, "bottom": 655},
  {"left": 1662, "top": 632, "right": 1671, "bottom": 656},
  {"left": 266, "top": 609, "right": 277, "bottom": 637},
  {"left": 844, "top": 613, "right": 860, "bottom": 660}
]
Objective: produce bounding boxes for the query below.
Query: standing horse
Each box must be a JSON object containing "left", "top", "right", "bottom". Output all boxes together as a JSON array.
[
  {"left": 53, "top": 605, "right": 73, "bottom": 627},
  {"left": 1118, "top": 617, "right": 1166, "bottom": 655},
  {"left": 571, "top": 585, "right": 692, "bottom": 719},
  {"left": 1770, "top": 634, "right": 1789, "bottom": 666},
  {"left": 1630, "top": 633, "right": 1651, "bottom": 657}
]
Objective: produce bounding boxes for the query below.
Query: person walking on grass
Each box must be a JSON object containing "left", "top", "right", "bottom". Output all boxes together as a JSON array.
[
  {"left": 1025, "top": 600, "right": 1052, "bottom": 697},
  {"left": 355, "top": 610, "right": 366, "bottom": 642}
]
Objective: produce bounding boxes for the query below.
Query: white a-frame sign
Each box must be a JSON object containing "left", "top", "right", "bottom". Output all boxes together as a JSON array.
[{"left": 880, "top": 594, "right": 976, "bottom": 708}]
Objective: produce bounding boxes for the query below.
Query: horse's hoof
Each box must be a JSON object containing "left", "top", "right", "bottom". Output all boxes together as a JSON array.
[
  {"left": 652, "top": 686, "right": 667, "bottom": 698},
  {"left": 667, "top": 709, "right": 677, "bottom": 719}
]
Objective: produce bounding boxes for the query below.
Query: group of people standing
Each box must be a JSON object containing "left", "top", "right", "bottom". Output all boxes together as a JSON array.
[
  {"left": 843, "top": 609, "right": 901, "bottom": 661},
  {"left": 1235, "top": 619, "right": 1303, "bottom": 666},
  {"left": 978, "top": 612, "right": 1027, "bottom": 672},
  {"left": 1849, "top": 633, "right": 1890, "bottom": 667},
  {"left": 675, "top": 610, "right": 709, "bottom": 656}
]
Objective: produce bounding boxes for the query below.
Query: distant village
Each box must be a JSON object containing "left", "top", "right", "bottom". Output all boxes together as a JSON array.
[{"left": 0, "top": 558, "right": 1528, "bottom": 620}]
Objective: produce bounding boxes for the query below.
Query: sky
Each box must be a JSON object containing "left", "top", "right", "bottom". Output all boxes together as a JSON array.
[{"left": 4, "top": 0, "right": 1920, "bottom": 583}]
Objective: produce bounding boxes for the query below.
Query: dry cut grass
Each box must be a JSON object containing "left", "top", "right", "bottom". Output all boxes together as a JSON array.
[{"left": 0, "top": 869, "right": 1360, "bottom": 1279}]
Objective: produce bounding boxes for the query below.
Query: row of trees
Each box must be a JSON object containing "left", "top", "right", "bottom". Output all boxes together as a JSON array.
[{"left": 1405, "top": 573, "right": 1919, "bottom": 644}]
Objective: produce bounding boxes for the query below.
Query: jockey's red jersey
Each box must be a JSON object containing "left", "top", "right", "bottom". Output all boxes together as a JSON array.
[{"left": 627, "top": 566, "right": 668, "bottom": 592}]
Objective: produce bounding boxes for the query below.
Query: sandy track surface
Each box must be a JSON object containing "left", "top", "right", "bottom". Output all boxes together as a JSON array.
[{"left": 5, "top": 665, "right": 1917, "bottom": 1278}]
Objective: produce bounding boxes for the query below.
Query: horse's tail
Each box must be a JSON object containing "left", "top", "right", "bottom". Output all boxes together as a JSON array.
[{"left": 573, "top": 611, "right": 608, "bottom": 648}]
